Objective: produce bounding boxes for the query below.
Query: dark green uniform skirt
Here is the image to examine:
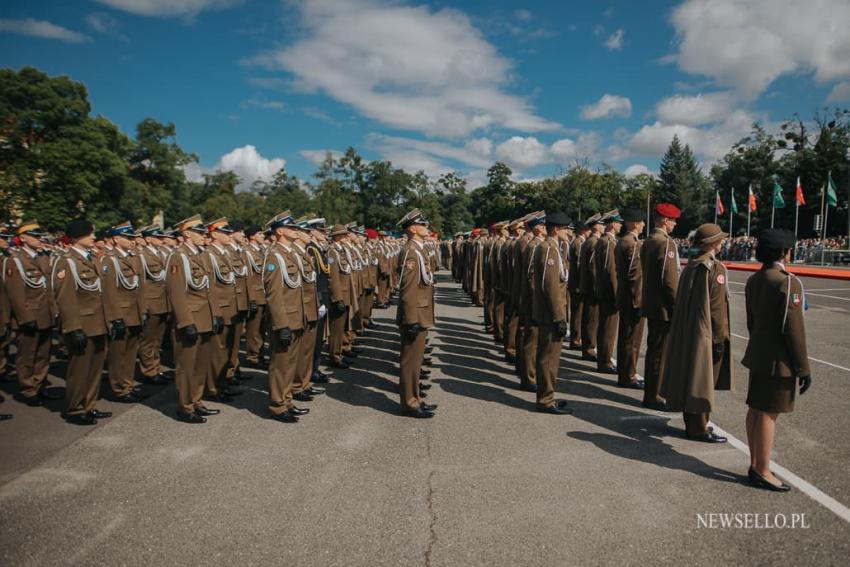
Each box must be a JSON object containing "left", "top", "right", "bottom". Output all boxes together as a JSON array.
[{"left": 746, "top": 372, "right": 796, "bottom": 413}]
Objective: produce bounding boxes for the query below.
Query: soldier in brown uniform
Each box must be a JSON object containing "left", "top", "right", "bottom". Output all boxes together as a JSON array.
[
  {"left": 328, "top": 225, "right": 355, "bottom": 368},
  {"left": 291, "top": 224, "right": 324, "bottom": 402},
  {"left": 137, "top": 225, "right": 171, "bottom": 385},
  {"left": 502, "top": 218, "right": 526, "bottom": 362},
  {"left": 579, "top": 214, "right": 603, "bottom": 361},
  {"left": 167, "top": 215, "right": 221, "bottom": 423},
  {"left": 52, "top": 219, "right": 112, "bottom": 426},
  {"left": 204, "top": 218, "right": 244, "bottom": 401},
  {"left": 225, "top": 220, "right": 250, "bottom": 381},
  {"left": 509, "top": 215, "right": 533, "bottom": 370},
  {"left": 661, "top": 223, "right": 731, "bottom": 443},
  {"left": 376, "top": 231, "right": 393, "bottom": 308},
  {"left": 0, "top": 224, "right": 13, "bottom": 388},
  {"left": 101, "top": 223, "right": 146, "bottom": 402},
  {"left": 614, "top": 209, "right": 646, "bottom": 388},
  {"left": 488, "top": 222, "right": 508, "bottom": 343},
  {"left": 568, "top": 223, "right": 589, "bottom": 350},
  {"left": 742, "top": 229, "right": 811, "bottom": 492},
  {"left": 263, "top": 212, "right": 311, "bottom": 423},
  {"left": 3, "top": 221, "right": 59, "bottom": 406},
  {"left": 594, "top": 211, "right": 621, "bottom": 373},
  {"left": 640, "top": 203, "right": 681, "bottom": 410},
  {"left": 396, "top": 209, "right": 437, "bottom": 418},
  {"left": 531, "top": 212, "right": 573, "bottom": 415},
  {"left": 243, "top": 225, "right": 267, "bottom": 368},
  {"left": 517, "top": 211, "right": 546, "bottom": 391},
  {"left": 304, "top": 219, "right": 331, "bottom": 384}
]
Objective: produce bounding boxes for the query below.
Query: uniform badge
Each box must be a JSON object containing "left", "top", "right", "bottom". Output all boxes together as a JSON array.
[
  {"left": 716, "top": 274, "right": 725, "bottom": 284},
  {"left": 5, "top": 268, "right": 11, "bottom": 277},
  {"left": 56, "top": 269, "right": 66, "bottom": 279},
  {"left": 667, "top": 251, "right": 675, "bottom": 258},
  {"left": 171, "top": 265, "right": 178, "bottom": 274},
  {"left": 267, "top": 263, "right": 276, "bottom": 272},
  {"left": 791, "top": 292, "right": 801, "bottom": 306},
  {"left": 103, "top": 265, "right": 109, "bottom": 273},
  {"left": 547, "top": 258, "right": 555, "bottom": 266},
  {"left": 328, "top": 257, "right": 334, "bottom": 265},
  {"left": 405, "top": 260, "right": 415, "bottom": 269}
]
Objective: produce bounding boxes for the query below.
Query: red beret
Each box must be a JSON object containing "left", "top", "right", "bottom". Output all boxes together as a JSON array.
[
  {"left": 365, "top": 228, "right": 379, "bottom": 239},
  {"left": 655, "top": 203, "right": 681, "bottom": 219}
]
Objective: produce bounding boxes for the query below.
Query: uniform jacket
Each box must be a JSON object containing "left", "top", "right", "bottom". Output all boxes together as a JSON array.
[
  {"left": 661, "top": 251, "right": 732, "bottom": 412},
  {"left": 293, "top": 242, "right": 319, "bottom": 323},
  {"left": 206, "top": 243, "right": 239, "bottom": 324},
  {"left": 3, "top": 246, "right": 56, "bottom": 329},
  {"left": 742, "top": 264, "right": 810, "bottom": 378},
  {"left": 228, "top": 243, "right": 249, "bottom": 312},
  {"left": 306, "top": 241, "right": 330, "bottom": 304},
  {"left": 329, "top": 242, "right": 355, "bottom": 309},
  {"left": 579, "top": 233, "right": 599, "bottom": 297},
  {"left": 532, "top": 236, "right": 568, "bottom": 325},
  {"left": 244, "top": 242, "right": 267, "bottom": 306},
  {"left": 166, "top": 242, "right": 217, "bottom": 333},
  {"left": 640, "top": 228, "right": 679, "bottom": 321},
  {"left": 138, "top": 245, "right": 169, "bottom": 315},
  {"left": 101, "top": 248, "right": 144, "bottom": 327},
  {"left": 396, "top": 239, "right": 435, "bottom": 328},
  {"left": 568, "top": 235, "right": 584, "bottom": 293},
  {"left": 52, "top": 247, "right": 108, "bottom": 336},
  {"left": 594, "top": 232, "right": 618, "bottom": 304},
  {"left": 263, "top": 241, "right": 305, "bottom": 331},
  {"left": 615, "top": 231, "right": 643, "bottom": 312}
]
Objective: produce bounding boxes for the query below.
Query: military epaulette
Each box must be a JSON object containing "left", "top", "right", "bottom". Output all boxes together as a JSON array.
[{"left": 309, "top": 245, "right": 330, "bottom": 274}]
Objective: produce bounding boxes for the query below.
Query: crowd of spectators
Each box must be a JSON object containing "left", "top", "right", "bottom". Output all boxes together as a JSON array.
[{"left": 670, "top": 234, "right": 848, "bottom": 264}]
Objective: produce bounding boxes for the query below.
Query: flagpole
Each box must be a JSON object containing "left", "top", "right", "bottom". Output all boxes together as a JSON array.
[
  {"left": 771, "top": 194, "right": 775, "bottom": 228},
  {"left": 729, "top": 189, "right": 733, "bottom": 236},
  {"left": 747, "top": 184, "right": 751, "bottom": 238},
  {"left": 794, "top": 198, "right": 799, "bottom": 238},
  {"left": 714, "top": 191, "right": 718, "bottom": 225},
  {"left": 646, "top": 190, "right": 651, "bottom": 238},
  {"left": 820, "top": 173, "right": 828, "bottom": 266}
]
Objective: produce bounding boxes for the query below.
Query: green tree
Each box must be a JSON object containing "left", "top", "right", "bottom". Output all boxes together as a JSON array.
[
  {"left": 658, "top": 135, "right": 710, "bottom": 233},
  {"left": 470, "top": 162, "right": 515, "bottom": 225},
  {"left": 435, "top": 172, "right": 473, "bottom": 235}
]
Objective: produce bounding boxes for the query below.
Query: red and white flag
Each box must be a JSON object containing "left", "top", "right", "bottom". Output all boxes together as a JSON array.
[{"left": 795, "top": 176, "right": 806, "bottom": 206}]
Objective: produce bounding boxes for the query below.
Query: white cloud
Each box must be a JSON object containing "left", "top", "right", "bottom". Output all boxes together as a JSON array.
[
  {"left": 243, "top": 0, "right": 559, "bottom": 138},
  {"left": 184, "top": 145, "right": 286, "bottom": 190},
  {"left": 0, "top": 18, "right": 90, "bottom": 43},
  {"left": 369, "top": 134, "right": 494, "bottom": 170},
  {"left": 827, "top": 82, "right": 850, "bottom": 102},
  {"left": 655, "top": 92, "right": 736, "bottom": 126},
  {"left": 299, "top": 149, "right": 344, "bottom": 165},
  {"left": 670, "top": 0, "right": 850, "bottom": 97},
  {"left": 604, "top": 28, "right": 624, "bottom": 50},
  {"left": 94, "top": 0, "right": 241, "bottom": 18},
  {"left": 580, "top": 94, "right": 632, "bottom": 120},
  {"left": 85, "top": 12, "right": 128, "bottom": 41},
  {"left": 514, "top": 9, "right": 533, "bottom": 21},
  {"left": 495, "top": 136, "right": 549, "bottom": 169},
  {"left": 623, "top": 164, "right": 654, "bottom": 178}
]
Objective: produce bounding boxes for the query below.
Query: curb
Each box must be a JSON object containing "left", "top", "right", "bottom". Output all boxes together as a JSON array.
[{"left": 723, "top": 262, "right": 850, "bottom": 281}]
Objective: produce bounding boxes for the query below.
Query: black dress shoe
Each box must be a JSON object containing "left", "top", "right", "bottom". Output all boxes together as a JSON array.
[
  {"left": 342, "top": 350, "right": 358, "bottom": 358},
  {"left": 687, "top": 431, "right": 728, "bottom": 443},
  {"left": 290, "top": 406, "right": 310, "bottom": 416},
  {"left": 401, "top": 407, "right": 435, "bottom": 418},
  {"left": 194, "top": 406, "right": 220, "bottom": 416},
  {"left": 221, "top": 384, "right": 244, "bottom": 396},
  {"left": 293, "top": 391, "right": 315, "bottom": 402},
  {"left": 0, "top": 414, "right": 11, "bottom": 421},
  {"left": 146, "top": 373, "right": 169, "bottom": 385},
  {"left": 67, "top": 413, "right": 97, "bottom": 425},
  {"left": 642, "top": 400, "right": 668, "bottom": 411},
  {"left": 504, "top": 354, "right": 516, "bottom": 363},
  {"left": 419, "top": 382, "right": 432, "bottom": 390},
  {"left": 330, "top": 360, "right": 350, "bottom": 369},
  {"left": 581, "top": 353, "right": 598, "bottom": 362},
  {"left": 423, "top": 357, "right": 433, "bottom": 365},
  {"left": 597, "top": 366, "right": 618, "bottom": 374},
  {"left": 749, "top": 469, "right": 791, "bottom": 492},
  {"left": 536, "top": 402, "right": 573, "bottom": 415},
  {"left": 273, "top": 410, "right": 299, "bottom": 423},
  {"left": 176, "top": 411, "right": 206, "bottom": 424},
  {"left": 312, "top": 372, "right": 330, "bottom": 384},
  {"left": 38, "top": 388, "right": 63, "bottom": 400},
  {"left": 307, "top": 386, "right": 325, "bottom": 395},
  {"left": 115, "top": 392, "right": 142, "bottom": 403},
  {"left": 425, "top": 347, "right": 433, "bottom": 354},
  {"left": 205, "top": 393, "right": 234, "bottom": 403},
  {"left": 419, "top": 389, "right": 428, "bottom": 398},
  {"left": 88, "top": 409, "right": 113, "bottom": 419},
  {"left": 420, "top": 368, "right": 432, "bottom": 376},
  {"left": 620, "top": 378, "right": 645, "bottom": 389},
  {"left": 521, "top": 383, "right": 537, "bottom": 392},
  {"left": 420, "top": 402, "right": 438, "bottom": 411}
]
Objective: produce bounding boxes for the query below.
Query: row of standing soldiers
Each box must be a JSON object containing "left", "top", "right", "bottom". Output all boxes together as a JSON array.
[{"left": 0, "top": 215, "right": 437, "bottom": 424}]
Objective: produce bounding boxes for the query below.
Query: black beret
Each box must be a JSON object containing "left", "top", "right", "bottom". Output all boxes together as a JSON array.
[
  {"left": 229, "top": 220, "right": 246, "bottom": 232},
  {"left": 545, "top": 211, "right": 572, "bottom": 227},
  {"left": 758, "top": 228, "right": 796, "bottom": 250},
  {"left": 66, "top": 219, "right": 94, "bottom": 239},
  {"left": 245, "top": 224, "right": 262, "bottom": 237},
  {"left": 622, "top": 208, "right": 646, "bottom": 222}
]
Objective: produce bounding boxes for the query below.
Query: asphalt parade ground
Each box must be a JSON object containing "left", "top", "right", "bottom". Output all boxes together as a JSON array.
[{"left": 1, "top": 272, "right": 849, "bottom": 565}]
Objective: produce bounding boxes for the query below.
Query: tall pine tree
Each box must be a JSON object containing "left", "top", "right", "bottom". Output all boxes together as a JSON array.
[{"left": 658, "top": 135, "right": 710, "bottom": 233}]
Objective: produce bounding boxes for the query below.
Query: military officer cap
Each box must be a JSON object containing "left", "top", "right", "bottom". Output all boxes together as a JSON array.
[
  {"left": 229, "top": 220, "right": 246, "bottom": 233},
  {"left": 350, "top": 225, "right": 366, "bottom": 235},
  {"left": 243, "top": 225, "right": 260, "bottom": 237},
  {"left": 693, "top": 223, "right": 727, "bottom": 245},
  {"left": 16, "top": 220, "right": 47, "bottom": 237},
  {"left": 162, "top": 228, "right": 178, "bottom": 239},
  {"left": 546, "top": 211, "right": 573, "bottom": 227},
  {"left": 140, "top": 224, "right": 165, "bottom": 237},
  {"left": 205, "top": 217, "right": 233, "bottom": 233},
  {"left": 66, "top": 218, "right": 94, "bottom": 239},
  {"left": 602, "top": 210, "right": 623, "bottom": 224},
  {"left": 95, "top": 228, "right": 109, "bottom": 241},
  {"left": 758, "top": 228, "right": 796, "bottom": 250},
  {"left": 268, "top": 210, "right": 298, "bottom": 230},
  {"left": 398, "top": 208, "right": 429, "bottom": 228},
  {"left": 584, "top": 213, "right": 602, "bottom": 226},
  {"left": 526, "top": 210, "right": 546, "bottom": 227},
  {"left": 621, "top": 208, "right": 646, "bottom": 222},
  {"left": 365, "top": 228, "right": 379, "bottom": 239},
  {"left": 655, "top": 203, "right": 682, "bottom": 219},
  {"left": 108, "top": 221, "right": 140, "bottom": 238},
  {"left": 306, "top": 217, "right": 326, "bottom": 229},
  {"left": 175, "top": 214, "right": 207, "bottom": 233},
  {"left": 329, "top": 224, "right": 349, "bottom": 238}
]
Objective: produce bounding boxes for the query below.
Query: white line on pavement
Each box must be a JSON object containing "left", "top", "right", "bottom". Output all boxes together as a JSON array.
[
  {"left": 730, "top": 332, "right": 850, "bottom": 373},
  {"left": 710, "top": 423, "right": 850, "bottom": 524}
]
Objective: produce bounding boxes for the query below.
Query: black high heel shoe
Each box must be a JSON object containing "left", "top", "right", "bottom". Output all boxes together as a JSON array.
[{"left": 749, "top": 468, "right": 791, "bottom": 492}]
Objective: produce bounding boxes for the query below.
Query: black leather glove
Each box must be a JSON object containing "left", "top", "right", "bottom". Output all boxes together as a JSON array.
[
  {"left": 711, "top": 342, "right": 725, "bottom": 364},
  {"left": 365, "top": 287, "right": 374, "bottom": 295},
  {"left": 405, "top": 323, "right": 422, "bottom": 339},
  {"left": 334, "top": 300, "right": 346, "bottom": 313},
  {"left": 70, "top": 329, "right": 88, "bottom": 354},
  {"left": 109, "top": 319, "right": 126, "bottom": 341},
  {"left": 182, "top": 324, "right": 198, "bottom": 342},
  {"left": 212, "top": 316, "right": 224, "bottom": 335},
  {"left": 19, "top": 320, "right": 38, "bottom": 333},
  {"left": 554, "top": 320, "right": 568, "bottom": 338},
  {"left": 248, "top": 300, "right": 258, "bottom": 317},
  {"left": 278, "top": 327, "right": 292, "bottom": 348},
  {"left": 799, "top": 375, "right": 812, "bottom": 395}
]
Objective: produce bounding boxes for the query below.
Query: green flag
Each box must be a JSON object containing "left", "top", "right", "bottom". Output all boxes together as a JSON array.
[
  {"left": 773, "top": 181, "right": 786, "bottom": 209},
  {"left": 730, "top": 190, "right": 738, "bottom": 214},
  {"left": 827, "top": 173, "right": 838, "bottom": 207}
]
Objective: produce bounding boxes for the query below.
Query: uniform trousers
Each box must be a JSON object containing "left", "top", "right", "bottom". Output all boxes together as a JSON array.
[
  {"left": 492, "top": 292, "right": 505, "bottom": 341},
  {"left": 138, "top": 312, "right": 168, "bottom": 378},
  {"left": 244, "top": 305, "right": 266, "bottom": 364},
  {"left": 225, "top": 316, "right": 245, "bottom": 379},
  {"left": 569, "top": 289, "right": 583, "bottom": 347},
  {"left": 535, "top": 321, "right": 563, "bottom": 407},
  {"left": 312, "top": 308, "right": 327, "bottom": 376},
  {"left": 643, "top": 319, "right": 670, "bottom": 404},
  {"left": 65, "top": 334, "right": 106, "bottom": 416},
  {"left": 361, "top": 288, "right": 375, "bottom": 321},
  {"left": 107, "top": 326, "right": 141, "bottom": 396},
  {"left": 377, "top": 277, "right": 389, "bottom": 306},
  {"left": 16, "top": 328, "right": 52, "bottom": 399},
  {"left": 581, "top": 297, "right": 599, "bottom": 354},
  {"left": 328, "top": 305, "right": 348, "bottom": 364},
  {"left": 616, "top": 307, "right": 645, "bottom": 385},
  {"left": 294, "top": 320, "right": 317, "bottom": 394},
  {"left": 268, "top": 328, "right": 302, "bottom": 415},
  {"left": 206, "top": 324, "right": 232, "bottom": 395},
  {"left": 504, "top": 304, "right": 518, "bottom": 355},
  {"left": 596, "top": 301, "right": 618, "bottom": 368},
  {"left": 174, "top": 330, "right": 211, "bottom": 414},
  {"left": 399, "top": 325, "right": 427, "bottom": 411},
  {"left": 519, "top": 323, "right": 538, "bottom": 388}
]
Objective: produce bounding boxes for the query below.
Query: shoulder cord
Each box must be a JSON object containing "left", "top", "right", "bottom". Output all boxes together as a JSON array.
[
  {"left": 309, "top": 246, "right": 330, "bottom": 275},
  {"left": 109, "top": 256, "right": 140, "bottom": 290},
  {"left": 414, "top": 246, "right": 434, "bottom": 286},
  {"left": 139, "top": 251, "right": 166, "bottom": 282},
  {"left": 347, "top": 244, "right": 363, "bottom": 271},
  {"left": 333, "top": 246, "right": 351, "bottom": 274},
  {"left": 209, "top": 251, "right": 235, "bottom": 285},
  {"left": 62, "top": 256, "right": 102, "bottom": 293},
  {"left": 6, "top": 256, "right": 47, "bottom": 289},
  {"left": 274, "top": 250, "right": 303, "bottom": 289},
  {"left": 293, "top": 246, "right": 317, "bottom": 284},
  {"left": 168, "top": 252, "right": 209, "bottom": 292},
  {"left": 245, "top": 249, "right": 263, "bottom": 274}
]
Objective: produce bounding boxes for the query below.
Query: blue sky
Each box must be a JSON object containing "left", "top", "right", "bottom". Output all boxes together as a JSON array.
[{"left": 3, "top": 0, "right": 849, "bottom": 189}]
